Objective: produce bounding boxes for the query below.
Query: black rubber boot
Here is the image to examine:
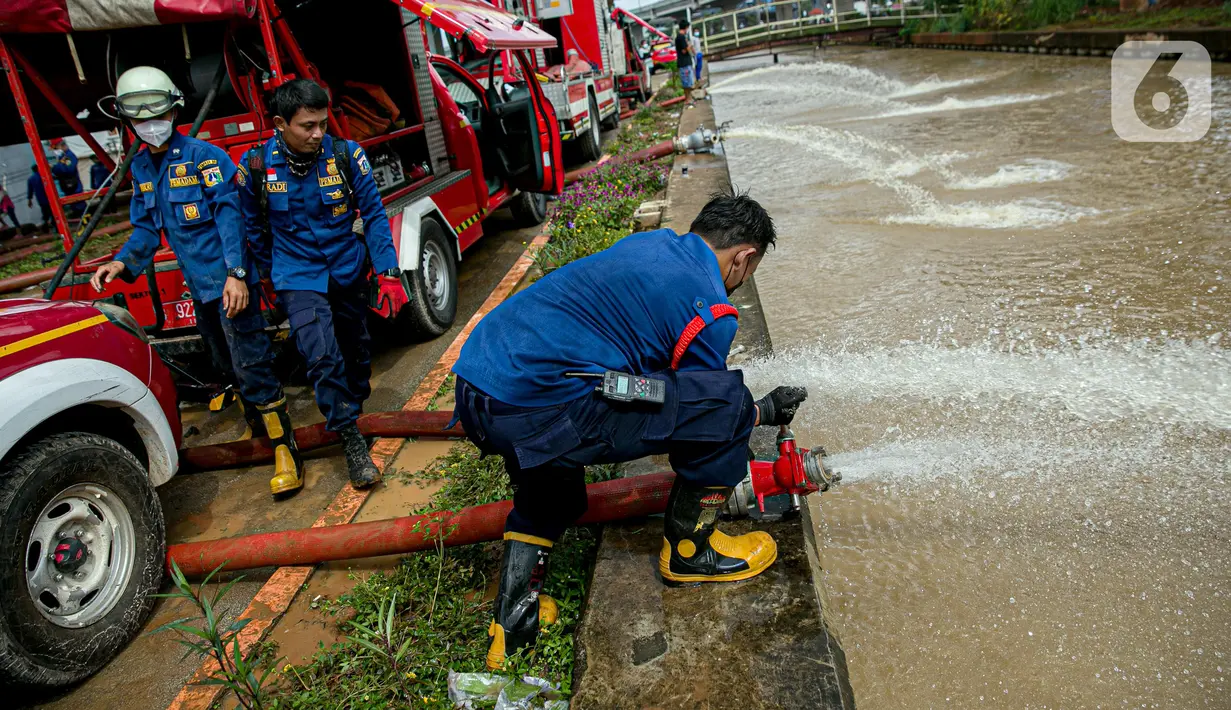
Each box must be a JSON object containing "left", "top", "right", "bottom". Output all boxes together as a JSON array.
[
  {"left": 238, "top": 397, "right": 266, "bottom": 441},
  {"left": 659, "top": 476, "right": 777, "bottom": 585},
  {"left": 487, "top": 533, "right": 559, "bottom": 669},
  {"left": 258, "top": 397, "right": 304, "bottom": 497},
  {"left": 341, "top": 424, "right": 381, "bottom": 488}
]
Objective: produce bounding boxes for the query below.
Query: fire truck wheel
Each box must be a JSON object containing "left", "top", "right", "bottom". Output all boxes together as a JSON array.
[
  {"left": 400, "top": 217, "right": 458, "bottom": 338},
  {"left": 601, "top": 101, "right": 621, "bottom": 131},
  {"left": 510, "top": 191, "right": 547, "bottom": 228},
  {"left": 0, "top": 432, "right": 164, "bottom": 688},
  {"left": 578, "top": 94, "right": 603, "bottom": 162}
]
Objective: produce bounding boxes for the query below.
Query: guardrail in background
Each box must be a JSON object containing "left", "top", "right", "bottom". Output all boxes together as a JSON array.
[{"left": 699, "top": 2, "right": 964, "bottom": 55}]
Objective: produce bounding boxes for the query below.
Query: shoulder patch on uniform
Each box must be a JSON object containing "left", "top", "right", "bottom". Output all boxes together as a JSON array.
[
  {"left": 352, "top": 146, "right": 363, "bottom": 160},
  {"left": 138, "top": 181, "right": 154, "bottom": 193},
  {"left": 234, "top": 164, "right": 248, "bottom": 186},
  {"left": 319, "top": 174, "right": 344, "bottom": 187},
  {"left": 197, "top": 159, "right": 218, "bottom": 169},
  {"left": 202, "top": 166, "right": 223, "bottom": 187},
  {"left": 357, "top": 153, "right": 371, "bottom": 176},
  {"left": 267, "top": 181, "right": 287, "bottom": 193}
]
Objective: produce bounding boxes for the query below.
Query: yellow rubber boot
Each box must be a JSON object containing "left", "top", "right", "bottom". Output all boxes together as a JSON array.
[
  {"left": 486, "top": 532, "right": 559, "bottom": 670},
  {"left": 258, "top": 398, "right": 304, "bottom": 497},
  {"left": 658, "top": 477, "right": 777, "bottom": 585}
]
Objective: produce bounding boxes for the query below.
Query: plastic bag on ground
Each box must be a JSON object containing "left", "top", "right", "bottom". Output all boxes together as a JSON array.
[{"left": 447, "top": 671, "right": 568, "bottom": 710}]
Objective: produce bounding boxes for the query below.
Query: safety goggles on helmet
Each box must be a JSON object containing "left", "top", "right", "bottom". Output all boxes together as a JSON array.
[{"left": 116, "top": 89, "right": 181, "bottom": 120}]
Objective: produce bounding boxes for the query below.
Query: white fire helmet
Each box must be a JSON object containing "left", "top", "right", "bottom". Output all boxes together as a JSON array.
[{"left": 115, "top": 66, "right": 185, "bottom": 120}]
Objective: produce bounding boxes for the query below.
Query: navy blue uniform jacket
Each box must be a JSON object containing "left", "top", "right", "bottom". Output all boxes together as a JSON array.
[{"left": 453, "top": 229, "right": 738, "bottom": 407}]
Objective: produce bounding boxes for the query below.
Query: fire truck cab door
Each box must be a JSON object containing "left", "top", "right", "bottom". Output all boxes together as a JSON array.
[{"left": 482, "top": 51, "right": 562, "bottom": 194}]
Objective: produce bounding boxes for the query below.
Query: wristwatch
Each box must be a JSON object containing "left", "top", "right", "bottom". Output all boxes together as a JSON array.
[
  {"left": 227, "top": 267, "right": 247, "bottom": 280},
  {"left": 383, "top": 267, "right": 402, "bottom": 277}
]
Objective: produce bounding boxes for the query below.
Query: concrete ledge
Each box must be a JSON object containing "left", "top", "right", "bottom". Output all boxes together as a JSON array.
[{"left": 910, "top": 27, "right": 1231, "bottom": 59}]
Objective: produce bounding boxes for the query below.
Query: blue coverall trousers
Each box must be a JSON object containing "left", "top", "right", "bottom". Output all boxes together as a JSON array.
[
  {"left": 279, "top": 278, "right": 373, "bottom": 432},
  {"left": 193, "top": 296, "right": 282, "bottom": 406},
  {"left": 454, "top": 370, "right": 756, "bottom": 541}
]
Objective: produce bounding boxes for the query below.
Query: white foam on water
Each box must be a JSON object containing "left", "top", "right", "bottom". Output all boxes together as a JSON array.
[
  {"left": 727, "top": 124, "right": 1095, "bottom": 229},
  {"left": 945, "top": 158, "right": 1073, "bottom": 190},
  {"left": 710, "top": 60, "right": 991, "bottom": 98},
  {"left": 743, "top": 338, "right": 1231, "bottom": 431},
  {"left": 882, "top": 197, "right": 1098, "bottom": 229},
  {"left": 833, "top": 92, "right": 1063, "bottom": 122}
]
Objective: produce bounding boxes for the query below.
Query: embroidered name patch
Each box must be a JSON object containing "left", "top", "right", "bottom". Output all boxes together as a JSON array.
[
  {"left": 168, "top": 175, "right": 200, "bottom": 188},
  {"left": 138, "top": 182, "right": 154, "bottom": 193},
  {"left": 267, "top": 181, "right": 287, "bottom": 193},
  {"left": 319, "top": 174, "right": 344, "bottom": 187}
]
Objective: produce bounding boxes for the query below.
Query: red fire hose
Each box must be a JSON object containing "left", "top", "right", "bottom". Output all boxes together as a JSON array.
[
  {"left": 564, "top": 139, "right": 676, "bottom": 185},
  {"left": 167, "top": 471, "right": 676, "bottom": 577},
  {"left": 180, "top": 409, "right": 462, "bottom": 471},
  {"left": 0, "top": 241, "right": 58, "bottom": 268},
  {"left": 0, "top": 266, "right": 56, "bottom": 294}
]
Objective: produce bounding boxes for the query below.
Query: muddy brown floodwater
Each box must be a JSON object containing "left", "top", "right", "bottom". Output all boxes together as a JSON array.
[{"left": 711, "top": 47, "right": 1230, "bottom": 708}]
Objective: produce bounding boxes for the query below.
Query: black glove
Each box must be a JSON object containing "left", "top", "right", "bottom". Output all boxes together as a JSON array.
[{"left": 754, "top": 386, "right": 808, "bottom": 427}]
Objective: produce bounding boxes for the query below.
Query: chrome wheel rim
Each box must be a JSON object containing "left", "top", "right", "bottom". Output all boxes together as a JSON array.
[
  {"left": 421, "top": 240, "right": 451, "bottom": 313},
  {"left": 25, "top": 483, "right": 136, "bottom": 628}
]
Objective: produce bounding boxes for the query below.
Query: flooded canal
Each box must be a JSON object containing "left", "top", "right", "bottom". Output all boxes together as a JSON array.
[{"left": 711, "top": 47, "right": 1231, "bottom": 707}]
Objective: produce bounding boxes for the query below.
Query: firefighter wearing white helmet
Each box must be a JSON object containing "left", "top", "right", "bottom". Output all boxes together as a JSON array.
[{"left": 92, "top": 66, "right": 306, "bottom": 500}]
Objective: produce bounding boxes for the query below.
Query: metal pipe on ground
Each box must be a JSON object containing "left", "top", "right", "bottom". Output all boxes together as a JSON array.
[
  {"left": 0, "top": 267, "right": 57, "bottom": 294},
  {"left": 619, "top": 93, "right": 689, "bottom": 120},
  {"left": 0, "top": 241, "right": 59, "bottom": 268},
  {"left": 0, "top": 235, "right": 58, "bottom": 254},
  {"left": 167, "top": 471, "right": 676, "bottom": 577},
  {"left": 179, "top": 409, "right": 463, "bottom": 471},
  {"left": 564, "top": 139, "right": 676, "bottom": 185}
]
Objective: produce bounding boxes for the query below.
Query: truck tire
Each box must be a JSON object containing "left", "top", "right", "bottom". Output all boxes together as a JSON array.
[
  {"left": 0, "top": 432, "right": 164, "bottom": 688},
  {"left": 399, "top": 217, "right": 458, "bottom": 339},
  {"left": 509, "top": 191, "right": 548, "bottom": 228},
  {"left": 578, "top": 94, "right": 603, "bottom": 162},
  {"left": 601, "top": 99, "right": 621, "bottom": 131}
]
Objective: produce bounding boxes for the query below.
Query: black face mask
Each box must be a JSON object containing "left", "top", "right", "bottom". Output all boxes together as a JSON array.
[{"left": 724, "top": 259, "right": 747, "bottom": 297}]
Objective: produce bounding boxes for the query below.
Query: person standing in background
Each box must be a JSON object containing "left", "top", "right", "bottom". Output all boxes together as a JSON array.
[
  {"left": 692, "top": 29, "right": 704, "bottom": 88},
  {"left": 26, "top": 164, "right": 51, "bottom": 230},
  {"left": 0, "top": 186, "right": 18, "bottom": 229},
  {"left": 90, "top": 160, "right": 113, "bottom": 191},
  {"left": 675, "top": 20, "right": 695, "bottom": 107}
]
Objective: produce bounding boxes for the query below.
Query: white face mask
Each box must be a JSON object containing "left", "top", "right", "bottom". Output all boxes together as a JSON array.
[{"left": 133, "top": 119, "right": 173, "bottom": 147}]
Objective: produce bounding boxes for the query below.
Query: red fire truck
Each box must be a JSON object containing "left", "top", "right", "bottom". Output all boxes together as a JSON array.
[
  {"left": 492, "top": 0, "right": 649, "bottom": 162},
  {"left": 0, "top": 0, "right": 564, "bottom": 360}
]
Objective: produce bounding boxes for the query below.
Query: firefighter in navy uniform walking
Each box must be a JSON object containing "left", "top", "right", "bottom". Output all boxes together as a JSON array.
[
  {"left": 90, "top": 67, "right": 304, "bottom": 498},
  {"left": 451, "top": 191, "right": 808, "bottom": 668},
  {"left": 238, "top": 79, "right": 398, "bottom": 489}
]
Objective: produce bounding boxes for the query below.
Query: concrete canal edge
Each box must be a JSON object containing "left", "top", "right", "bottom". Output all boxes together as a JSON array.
[
  {"left": 570, "top": 97, "right": 856, "bottom": 709},
  {"left": 907, "top": 27, "right": 1231, "bottom": 60}
]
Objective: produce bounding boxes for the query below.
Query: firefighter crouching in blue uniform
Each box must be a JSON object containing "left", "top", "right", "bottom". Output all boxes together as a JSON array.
[
  {"left": 91, "top": 66, "right": 304, "bottom": 499},
  {"left": 451, "top": 192, "right": 809, "bottom": 668},
  {"left": 238, "top": 79, "right": 398, "bottom": 489}
]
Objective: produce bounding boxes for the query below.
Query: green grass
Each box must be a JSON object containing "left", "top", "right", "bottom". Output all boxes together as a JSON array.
[
  {"left": 267, "top": 443, "right": 620, "bottom": 708},
  {"left": 902, "top": 0, "right": 1230, "bottom": 34}
]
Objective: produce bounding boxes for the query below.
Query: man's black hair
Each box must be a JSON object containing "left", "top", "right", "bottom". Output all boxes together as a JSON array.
[
  {"left": 690, "top": 190, "right": 776, "bottom": 252},
  {"left": 679, "top": 19, "right": 690, "bottom": 29},
  {"left": 270, "top": 79, "right": 331, "bottom": 122}
]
